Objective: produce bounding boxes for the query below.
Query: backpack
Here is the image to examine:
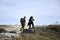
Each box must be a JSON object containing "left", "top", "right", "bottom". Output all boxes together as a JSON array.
[{"left": 20, "top": 18, "right": 25, "bottom": 23}]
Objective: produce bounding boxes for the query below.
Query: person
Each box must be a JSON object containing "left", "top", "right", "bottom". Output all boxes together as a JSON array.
[
  {"left": 28, "top": 16, "right": 35, "bottom": 29},
  {"left": 20, "top": 16, "right": 26, "bottom": 30}
]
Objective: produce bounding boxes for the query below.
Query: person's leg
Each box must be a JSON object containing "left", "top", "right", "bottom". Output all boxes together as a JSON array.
[
  {"left": 32, "top": 22, "right": 34, "bottom": 29},
  {"left": 28, "top": 22, "right": 31, "bottom": 29},
  {"left": 29, "top": 24, "right": 31, "bottom": 29},
  {"left": 19, "top": 24, "right": 22, "bottom": 31},
  {"left": 20, "top": 23, "right": 25, "bottom": 31},
  {"left": 22, "top": 24, "right": 24, "bottom": 30}
]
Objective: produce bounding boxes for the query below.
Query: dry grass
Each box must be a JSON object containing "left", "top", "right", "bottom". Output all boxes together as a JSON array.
[
  {"left": 0, "top": 28, "right": 6, "bottom": 33},
  {"left": 46, "top": 25, "right": 60, "bottom": 32},
  {"left": 0, "top": 25, "right": 60, "bottom": 40},
  {"left": 13, "top": 25, "right": 60, "bottom": 40}
]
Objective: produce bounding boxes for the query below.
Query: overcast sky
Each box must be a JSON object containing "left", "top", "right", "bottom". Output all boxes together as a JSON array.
[{"left": 0, "top": 0, "right": 60, "bottom": 25}]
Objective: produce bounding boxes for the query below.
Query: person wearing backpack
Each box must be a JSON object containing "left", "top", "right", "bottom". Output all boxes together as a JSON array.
[{"left": 20, "top": 16, "right": 26, "bottom": 30}]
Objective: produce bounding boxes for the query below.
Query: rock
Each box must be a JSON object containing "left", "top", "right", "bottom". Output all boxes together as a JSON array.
[
  {"left": 9, "top": 31, "right": 16, "bottom": 33},
  {"left": 0, "top": 28, "right": 6, "bottom": 33},
  {"left": 22, "top": 29, "right": 35, "bottom": 33}
]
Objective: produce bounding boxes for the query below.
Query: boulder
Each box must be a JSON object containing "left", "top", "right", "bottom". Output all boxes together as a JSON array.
[{"left": 22, "top": 29, "right": 35, "bottom": 33}]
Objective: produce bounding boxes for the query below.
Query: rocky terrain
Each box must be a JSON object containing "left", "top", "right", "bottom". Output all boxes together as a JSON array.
[{"left": 0, "top": 25, "right": 60, "bottom": 40}]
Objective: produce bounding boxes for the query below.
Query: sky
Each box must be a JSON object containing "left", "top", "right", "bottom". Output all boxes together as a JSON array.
[{"left": 0, "top": 0, "right": 60, "bottom": 25}]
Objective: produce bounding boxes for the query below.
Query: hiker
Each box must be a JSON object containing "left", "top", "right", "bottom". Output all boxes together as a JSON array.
[
  {"left": 20, "top": 16, "right": 26, "bottom": 30},
  {"left": 28, "top": 16, "right": 35, "bottom": 29}
]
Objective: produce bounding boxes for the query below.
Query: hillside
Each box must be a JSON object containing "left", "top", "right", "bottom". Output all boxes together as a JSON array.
[{"left": 0, "top": 25, "right": 60, "bottom": 40}]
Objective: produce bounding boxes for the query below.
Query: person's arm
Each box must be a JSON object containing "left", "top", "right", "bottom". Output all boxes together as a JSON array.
[
  {"left": 32, "top": 17, "right": 35, "bottom": 21},
  {"left": 24, "top": 19, "right": 26, "bottom": 23},
  {"left": 20, "top": 18, "right": 22, "bottom": 23},
  {"left": 31, "top": 18, "right": 35, "bottom": 21}
]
